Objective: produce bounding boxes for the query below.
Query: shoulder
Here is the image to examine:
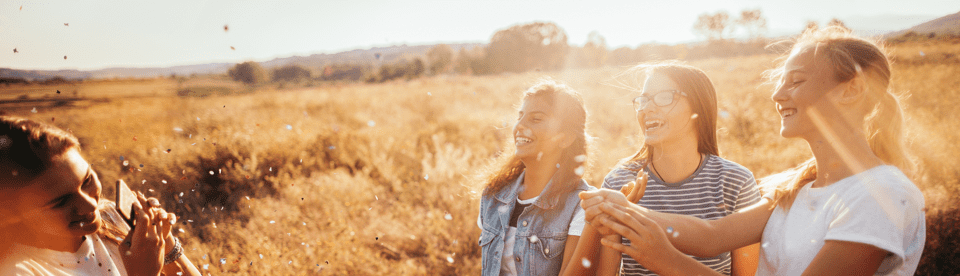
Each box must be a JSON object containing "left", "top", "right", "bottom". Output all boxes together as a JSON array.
[
  {"left": 602, "top": 161, "right": 642, "bottom": 189},
  {"left": 844, "top": 166, "right": 924, "bottom": 208},
  {"left": 705, "top": 155, "right": 755, "bottom": 183}
]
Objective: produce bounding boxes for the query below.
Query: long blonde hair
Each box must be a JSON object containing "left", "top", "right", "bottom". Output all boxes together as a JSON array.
[
  {"left": 614, "top": 61, "right": 720, "bottom": 167},
  {"left": 480, "top": 79, "right": 590, "bottom": 198},
  {"left": 762, "top": 27, "right": 913, "bottom": 210}
]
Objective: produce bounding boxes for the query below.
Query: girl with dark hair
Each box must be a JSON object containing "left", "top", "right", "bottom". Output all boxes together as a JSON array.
[
  {"left": 563, "top": 62, "right": 762, "bottom": 276},
  {"left": 0, "top": 116, "right": 201, "bottom": 276},
  {"left": 580, "top": 27, "right": 925, "bottom": 276},
  {"left": 477, "top": 79, "right": 595, "bottom": 275}
]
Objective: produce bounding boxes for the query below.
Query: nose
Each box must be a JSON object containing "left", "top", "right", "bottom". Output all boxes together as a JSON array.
[
  {"left": 771, "top": 83, "right": 789, "bottom": 102},
  {"left": 75, "top": 190, "right": 98, "bottom": 215}
]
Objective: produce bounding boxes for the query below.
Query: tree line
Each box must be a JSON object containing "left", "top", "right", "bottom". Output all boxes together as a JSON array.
[{"left": 223, "top": 9, "right": 935, "bottom": 86}]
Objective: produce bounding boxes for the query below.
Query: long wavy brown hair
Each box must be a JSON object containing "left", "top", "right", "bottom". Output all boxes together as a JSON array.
[{"left": 479, "top": 79, "right": 590, "bottom": 199}]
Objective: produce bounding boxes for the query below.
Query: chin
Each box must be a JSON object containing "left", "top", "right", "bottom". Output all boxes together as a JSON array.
[{"left": 72, "top": 216, "right": 102, "bottom": 235}]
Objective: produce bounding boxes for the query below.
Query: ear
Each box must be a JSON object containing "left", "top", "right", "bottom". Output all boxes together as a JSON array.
[{"left": 837, "top": 76, "right": 866, "bottom": 105}]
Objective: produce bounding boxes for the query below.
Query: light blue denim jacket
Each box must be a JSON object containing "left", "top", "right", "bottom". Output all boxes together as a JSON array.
[{"left": 478, "top": 172, "right": 593, "bottom": 276}]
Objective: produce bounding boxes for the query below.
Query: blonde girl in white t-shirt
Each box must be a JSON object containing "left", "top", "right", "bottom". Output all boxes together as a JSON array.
[
  {"left": 0, "top": 116, "right": 202, "bottom": 276},
  {"left": 578, "top": 27, "right": 925, "bottom": 276}
]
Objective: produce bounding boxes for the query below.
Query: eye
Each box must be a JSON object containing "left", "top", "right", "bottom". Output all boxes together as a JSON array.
[{"left": 53, "top": 197, "right": 70, "bottom": 208}]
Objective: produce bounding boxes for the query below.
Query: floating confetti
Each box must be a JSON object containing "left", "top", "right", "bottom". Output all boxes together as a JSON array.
[
  {"left": 691, "top": 113, "right": 698, "bottom": 119},
  {"left": 64, "top": 23, "right": 69, "bottom": 26},
  {"left": 367, "top": 120, "right": 376, "bottom": 127},
  {"left": 556, "top": 163, "right": 560, "bottom": 168},
  {"left": 286, "top": 125, "right": 292, "bottom": 130},
  {"left": 581, "top": 258, "right": 591, "bottom": 268},
  {"left": 56, "top": 90, "right": 61, "bottom": 94},
  {"left": 672, "top": 231, "right": 679, "bottom": 238},
  {"left": 574, "top": 154, "right": 587, "bottom": 163},
  {"left": 427, "top": 92, "right": 432, "bottom": 96},
  {"left": 203, "top": 264, "right": 208, "bottom": 270},
  {"left": 230, "top": 46, "right": 235, "bottom": 50},
  {"left": 444, "top": 213, "right": 452, "bottom": 220},
  {"left": 209, "top": 171, "right": 215, "bottom": 175},
  {"left": 720, "top": 110, "right": 730, "bottom": 119},
  {"left": 574, "top": 166, "right": 585, "bottom": 176},
  {"left": 224, "top": 25, "right": 229, "bottom": 32},
  {"left": 424, "top": 174, "right": 429, "bottom": 180},
  {"left": 139, "top": 164, "right": 143, "bottom": 168},
  {"left": 123, "top": 161, "right": 129, "bottom": 166},
  {"left": 919, "top": 51, "right": 925, "bottom": 56},
  {"left": 446, "top": 256, "right": 454, "bottom": 263},
  {"left": 64, "top": 56, "right": 67, "bottom": 60},
  {"left": 220, "top": 258, "right": 226, "bottom": 264},
  {"left": 666, "top": 226, "right": 674, "bottom": 234},
  {"left": 13, "top": 48, "right": 18, "bottom": 53},
  {"left": 270, "top": 221, "right": 275, "bottom": 224},
  {"left": 259, "top": 254, "right": 263, "bottom": 259},
  {"left": 161, "top": 180, "right": 167, "bottom": 184},
  {"left": 31, "top": 107, "right": 37, "bottom": 113}
]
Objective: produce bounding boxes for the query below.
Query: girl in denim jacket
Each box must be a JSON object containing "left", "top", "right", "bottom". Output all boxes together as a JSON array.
[{"left": 477, "top": 79, "right": 595, "bottom": 275}]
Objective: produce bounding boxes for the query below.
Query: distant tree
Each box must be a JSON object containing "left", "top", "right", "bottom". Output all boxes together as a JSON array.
[
  {"left": 486, "top": 22, "right": 569, "bottom": 73},
  {"left": 576, "top": 31, "right": 608, "bottom": 68},
  {"left": 272, "top": 64, "right": 312, "bottom": 82},
  {"left": 693, "top": 11, "right": 732, "bottom": 41},
  {"left": 454, "top": 46, "right": 486, "bottom": 75},
  {"left": 804, "top": 20, "right": 820, "bottom": 33},
  {"left": 737, "top": 9, "right": 768, "bottom": 40},
  {"left": 228, "top": 61, "right": 268, "bottom": 85},
  {"left": 426, "top": 44, "right": 454, "bottom": 75},
  {"left": 827, "top": 18, "right": 849, "bottom": 31}
]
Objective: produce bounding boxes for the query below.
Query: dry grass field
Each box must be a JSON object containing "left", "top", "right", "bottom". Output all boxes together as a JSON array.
[{"left": 1, "top": 39, "right": 958, "bottom": 275}]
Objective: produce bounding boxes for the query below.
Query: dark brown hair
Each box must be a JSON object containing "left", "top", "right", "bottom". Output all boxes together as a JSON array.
[{"left": 0, "top": 116, "right": 126, "bottom": 244}]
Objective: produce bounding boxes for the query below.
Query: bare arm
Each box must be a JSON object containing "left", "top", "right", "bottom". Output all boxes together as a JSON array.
[
  {"left": 561, "top": 223, "right": 621, "bottom": 276},
  {"left": 558, "top": 235, "right": 581, "bottom": 275},
  {"left": 801, "top": 241, "right": 886, "bottom": 276},
  {"left": 731, "top": 243, "right": 760, "bottom": 276},
  {"left": 582, "top": 189, "right": 773, "bottom": 257}
]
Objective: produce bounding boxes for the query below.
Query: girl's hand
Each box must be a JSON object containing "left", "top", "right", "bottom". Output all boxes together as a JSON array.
[
  {"left": 621, "top": 172, "right": 648, "bottom": 204},
  {"left": 580, "top": 189, "right": 631, "bottom": 236},
  {"left": 596, "top": 203, "right": 674, "bottom": 270},
  {"left": 119, "top": 192, "right": 170, "bottom": 276}
]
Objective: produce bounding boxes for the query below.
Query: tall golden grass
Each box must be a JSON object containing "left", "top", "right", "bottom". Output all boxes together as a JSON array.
[{"left": 1, "top": 40, "right": 958, "bottom": 275}]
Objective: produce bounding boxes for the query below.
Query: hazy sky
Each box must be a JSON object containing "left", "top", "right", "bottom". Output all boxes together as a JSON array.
[{"left": 2, "top": 0, "right": 957, "bottom": 70}]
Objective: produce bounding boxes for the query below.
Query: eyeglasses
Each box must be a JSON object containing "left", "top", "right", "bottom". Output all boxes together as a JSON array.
[{"left": 633, "top": 90, "right": 687, "bottom": 111}]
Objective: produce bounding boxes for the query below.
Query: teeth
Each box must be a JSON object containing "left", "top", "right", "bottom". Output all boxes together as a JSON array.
[
  {"left": 644, "top": 120, "right": 663, "bottom": 130},
  {"left": 781, "top": 109, "right": 796, "bottom": 117},
  {"left": 516, "top": 137, "right": 532, "bottom": 145}
]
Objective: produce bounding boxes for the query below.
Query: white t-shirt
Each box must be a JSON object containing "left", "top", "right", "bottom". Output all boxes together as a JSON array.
[
  {"left": 758, "top": 165, "right": 925, "bottom": 276},
  {"left": 0, "top": 234, "right": 128, "bottom": 276},
  {"left": 477, "top": 195, "right": 586, "bottom": 276}
]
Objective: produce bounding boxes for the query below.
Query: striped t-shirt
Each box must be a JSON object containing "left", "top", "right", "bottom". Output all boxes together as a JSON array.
[{"left": 601, "top": 154, "right": 762, "bottom": 276}]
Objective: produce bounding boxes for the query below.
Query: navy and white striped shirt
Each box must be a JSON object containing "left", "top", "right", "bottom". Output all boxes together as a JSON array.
[{"left": 601, "top": 154, "right": 762, "bottom": 276}]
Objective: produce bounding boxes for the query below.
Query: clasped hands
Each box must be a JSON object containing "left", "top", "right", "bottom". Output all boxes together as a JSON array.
[
  {"left": 578, "top": 173, "right": 675, "bottom": 263},
  {"left": 120, "top": 191, "right": 180, "bottom": 276}
]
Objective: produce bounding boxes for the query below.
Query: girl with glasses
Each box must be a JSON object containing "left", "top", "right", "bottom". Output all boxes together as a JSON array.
[
  {"left": 579, "top": 27, "right": 925, "bottom": 275},
  {"left": 0, "top": 116, "right": 202, "bottom": 276},
  {"left": 563, "top": 62, "right": 762, "bottom": 276},
  {"left": 477, "top": 79, "right": 595, "bottom": 275}
]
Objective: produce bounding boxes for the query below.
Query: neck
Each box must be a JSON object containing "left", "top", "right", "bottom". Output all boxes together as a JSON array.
[
  {"left": 804, "top": 127, "right": 884, "bottom": 188},
  {"left": 13, "top": 227, "right": 85, "bottom": 252},
  {"left": 519, "top": 156, "right": 561, "bottom": 200},
  {"left": 649, "top": 139, "right": 702, "bottom": 183}
]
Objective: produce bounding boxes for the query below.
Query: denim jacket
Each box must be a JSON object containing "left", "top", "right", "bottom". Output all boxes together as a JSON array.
[{"left": 478, "top": 172, "right": 593, "bottom": 276}]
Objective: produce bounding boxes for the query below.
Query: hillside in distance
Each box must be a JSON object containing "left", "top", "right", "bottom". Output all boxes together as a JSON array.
[
  {"left": 888, "top": 10, "right": 960, "bottom": 36},
  {"left": 0, "top": 43, "right": 483, "bottom": 81}
]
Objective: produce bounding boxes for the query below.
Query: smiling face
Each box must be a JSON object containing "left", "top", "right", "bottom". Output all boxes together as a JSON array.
[
  {"left": 771, "top": 44, "right": 846, "bottom": 140},
  {"left": 514, "top": 96, "right": 568, "bottom": 166},
  {"left": 637, "top": 73, "right": 698, "bottom": 147},
  {"left": 7, "top": 149, "right": 102, "bottom": 244}
]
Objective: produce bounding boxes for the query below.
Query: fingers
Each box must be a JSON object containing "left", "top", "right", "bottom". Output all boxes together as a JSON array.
[
  {"left": 597, "top": 214, "right": 646, "bottom": 245},
  {"left": 620, "top": 181, "right": 635, "bottom": 197},
  {"left": 627, "top": 173, "right": 647, "bottom": 202},
  {"left": 600, "top": 236, "right": 633, "bottom": 255}
]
